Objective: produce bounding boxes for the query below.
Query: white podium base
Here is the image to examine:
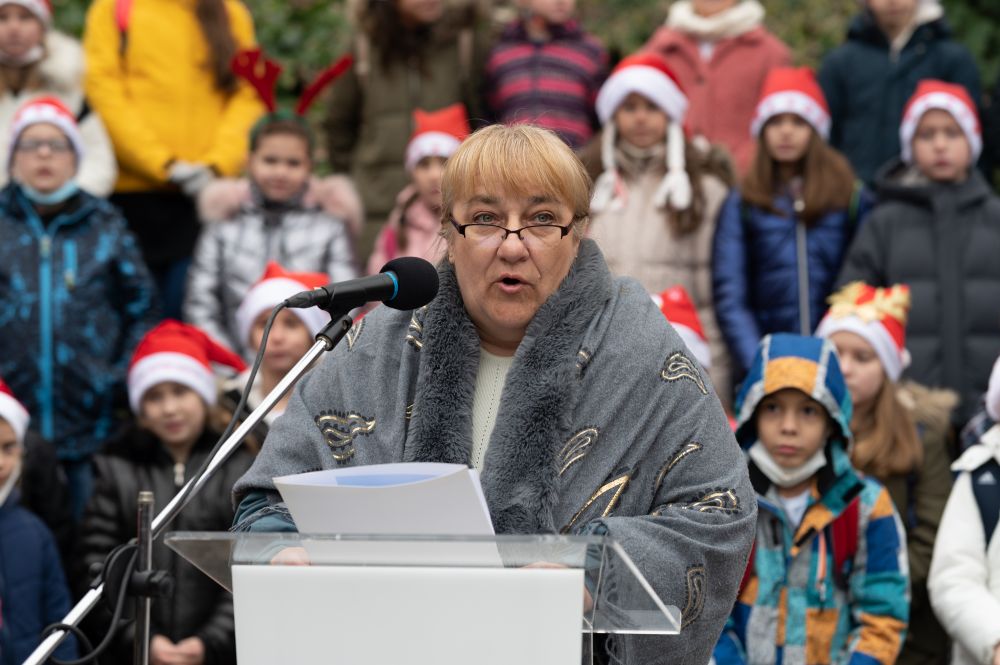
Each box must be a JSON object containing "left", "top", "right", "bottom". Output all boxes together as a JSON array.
[{"left": 233, "top": 564, "right": 584, "bottom": 665}]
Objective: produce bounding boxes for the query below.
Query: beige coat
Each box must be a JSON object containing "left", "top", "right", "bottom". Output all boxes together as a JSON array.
[{"left": 588, "top": 144, "right": 732, "bottom": 409}]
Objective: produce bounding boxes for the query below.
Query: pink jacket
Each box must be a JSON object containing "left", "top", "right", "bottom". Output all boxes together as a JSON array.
[
  {"left": 643, "top": 26, "right": 790, "bottom": 175},
  {"left": 367, "top": 185, "right": 446, "bottom": 275}
]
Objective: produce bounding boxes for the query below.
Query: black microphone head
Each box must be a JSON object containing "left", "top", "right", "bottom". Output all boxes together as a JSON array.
[{"left": 380, "top": 257, "right": 440, "bottom": 310}]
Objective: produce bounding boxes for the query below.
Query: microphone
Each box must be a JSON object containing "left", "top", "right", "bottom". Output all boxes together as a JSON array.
[{"left": 283, "top": 257, "right": 440, "bottom": 311}]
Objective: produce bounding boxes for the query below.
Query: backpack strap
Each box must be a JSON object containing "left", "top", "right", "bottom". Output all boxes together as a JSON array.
[
  {"left": 971, "top": 459, "right": 1000, "bottom": 545},
  {"left": 115, "top": 0, "right": 133, "bottom": 56},
  {"left": 829, "top": 495, "right": 860, "bottom": 590},
  {"left": 354, "top": 33, "right": 370, "bottom": 89}
]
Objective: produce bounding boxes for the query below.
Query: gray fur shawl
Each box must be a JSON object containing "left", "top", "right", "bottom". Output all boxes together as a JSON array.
[{"left": 233, "top": 240, "right": 756, "bottom": 665}]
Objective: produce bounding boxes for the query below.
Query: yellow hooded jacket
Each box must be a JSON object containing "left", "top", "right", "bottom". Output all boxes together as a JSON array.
[{"left": 83, "top": 0, "right": 264, "bottom": 193}]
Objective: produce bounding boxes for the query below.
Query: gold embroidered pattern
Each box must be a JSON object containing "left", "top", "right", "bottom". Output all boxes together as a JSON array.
[
  {"left": 654, "top": 442, "right": 703, "bottom": 493},
  {"left": 315, "top": 411, "right": 376, "bottom": 464},
  {"left": 684, "top": 489, "right": 740, "bottom": 513},
  {"left": 405, "top": 307, "right": 427, "bottom": 350},
  {"left": 345, "top": 318, "right": 365, "bottom": 350},
  {"left": 660, "top": 352, "right": 708, "bottom": 395},
  {"left": 559, "top": 427, "right": 599, "bottom": 475},
  {"left": 561, "top": 472, "right": 631, "bottom": 533},
  {"left": 681, "top": 565, "right": 706, "bottom": 628}
]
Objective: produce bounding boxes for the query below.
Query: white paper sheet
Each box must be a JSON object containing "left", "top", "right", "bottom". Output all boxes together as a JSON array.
[{"left": 274, "top": 462, "right": 494, "bottom": 536}]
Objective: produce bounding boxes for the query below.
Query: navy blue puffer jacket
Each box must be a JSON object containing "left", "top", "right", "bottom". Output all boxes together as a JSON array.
[
  {"left": 0, "top": 184, "right": 157, "bottom": 461},
  {"left": 818, "top": 12, "right": 981, "bottom": 184},
  {"left": 0, "top": 491, "right": 76, "bottom": 665},
  {"left": 713, "top": 187, "right": 873, "bottom": 375}
]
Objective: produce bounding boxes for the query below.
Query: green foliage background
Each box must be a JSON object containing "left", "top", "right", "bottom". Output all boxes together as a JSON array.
[
  {"left": 51, "top": 0, "right": 1000, "bottom": 112},
  {"left": 51, "top": 0, "right": 1000, "bottom": 97}
]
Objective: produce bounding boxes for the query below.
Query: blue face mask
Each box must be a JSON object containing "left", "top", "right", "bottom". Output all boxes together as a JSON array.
[{"left": 21, "top": 179, "right": 80, "bottom": 206}]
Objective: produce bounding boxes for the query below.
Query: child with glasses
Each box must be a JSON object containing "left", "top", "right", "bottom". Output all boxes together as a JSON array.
[
  {"left": 0, "top": 96, "right": 158, "bottom": 519},
  {"left": 582, "top": 52, "right": 736, "bottom": 410}
]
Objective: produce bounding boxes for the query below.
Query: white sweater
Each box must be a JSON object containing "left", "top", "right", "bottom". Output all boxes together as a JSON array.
[{"left": 928, "top": 425, "right": 1000, "bottom": 665}]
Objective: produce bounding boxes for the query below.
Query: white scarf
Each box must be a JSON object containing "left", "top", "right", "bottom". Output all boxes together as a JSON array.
[
  {"left": 666, "top": 0, "right": 765, "bottom": 42},
  {"left": 748, "top": 441, "right": 827, "bottom": 488}
]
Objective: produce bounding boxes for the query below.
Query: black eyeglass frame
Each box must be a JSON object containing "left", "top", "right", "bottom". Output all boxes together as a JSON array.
[{"left": 448, "top": 218, "right": 575, "bottom": 243}]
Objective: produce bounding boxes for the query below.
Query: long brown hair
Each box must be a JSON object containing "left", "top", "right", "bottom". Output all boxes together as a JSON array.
[
  {"left": 742, "top": 130, "right": 856, "bottom": 226},
  {"left": 667, "top": 140, "right": 736, "bottom": 236},
  {"left": 850, "top": 379, "right": 923, "bottom": 479},
  {"left": 195, "top": 0, "right": 238, "bottom": 93}
]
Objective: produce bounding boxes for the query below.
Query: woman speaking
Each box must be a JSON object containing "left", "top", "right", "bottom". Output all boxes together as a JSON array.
[{"left": 233, "top": 124, "right": 755, "bottom": 665}]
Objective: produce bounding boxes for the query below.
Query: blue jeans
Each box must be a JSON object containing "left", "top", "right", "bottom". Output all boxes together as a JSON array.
[
  {"left": 153, "top": 256, "right": 192, "bottom": 321},
  {"left": 62, "top": 458, "right": 94, "bottom": 522}
]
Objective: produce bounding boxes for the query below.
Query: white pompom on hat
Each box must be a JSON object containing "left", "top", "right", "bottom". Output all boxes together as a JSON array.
[
  {"left": 750, "top": 67, "right": 831, "bottom": 139},
  {"left": 592, "top": 52, "right": 691, "bottom": 214},
  {"left": 986, "top": 355, "right": 1000, "bottom": 422},
  {"left": 0, "top": 377, "right": 30, "bottom": 446},
  {"left": 234, "top": 261, "right": 331, "bottom": 350},
  {"left": 815, "top": 282, "right": 912, "bottom": 382},
  {"left": 899, "top": 79, "right": 981, "bottom": 164},
  {"left": 652, "top": 285, "right": 711, "bottom": 370},
  {"left": 127, "top": 320, "right": 247, "bottom": 412}
]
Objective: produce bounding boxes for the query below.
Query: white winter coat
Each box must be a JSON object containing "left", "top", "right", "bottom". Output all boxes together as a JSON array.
[
  {"left": 0, "top": 31, "right": 117, "bottom": 196},
  {"left": 928, "top": 424, "right": 1000, "bottom": 665}
]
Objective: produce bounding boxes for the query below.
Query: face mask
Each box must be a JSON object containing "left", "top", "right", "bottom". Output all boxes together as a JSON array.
[
  {"left": 21, "top": 179, "right": 80, "bottom": 206},
  {"left": 748, "top": 441, "right": 827, "bottom": 488},
  {"left": 0, "top": 44, "right": 44, "bottom": 67}
]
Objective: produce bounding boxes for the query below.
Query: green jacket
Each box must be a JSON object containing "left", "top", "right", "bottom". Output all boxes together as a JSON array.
[
  {"left": 323, "top": 8, "right": 490, "bottom": 256},
  {"left": 872, "top": 382, "right": 956, "bottom": 665}
]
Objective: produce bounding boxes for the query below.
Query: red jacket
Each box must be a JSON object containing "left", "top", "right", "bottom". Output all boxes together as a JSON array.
[{"left": 643, "top": 26, "right": 790, "bottom": 175}]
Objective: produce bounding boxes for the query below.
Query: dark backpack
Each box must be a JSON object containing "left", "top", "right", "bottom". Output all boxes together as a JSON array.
[{"left": 971, "top": 459, "right": 1000, "bottom": 545}]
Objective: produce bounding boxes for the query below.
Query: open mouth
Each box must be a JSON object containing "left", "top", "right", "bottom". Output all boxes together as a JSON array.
[{"left": 500, "top": 277, "right": 522, "bottom": 286}]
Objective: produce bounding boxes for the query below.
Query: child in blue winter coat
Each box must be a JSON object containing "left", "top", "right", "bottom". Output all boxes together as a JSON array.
[
  {"left": 713, "top": 68, "right": 872, "bottom": 379},
  {"left": 715, "top": 333, "right": 908, "bottom": 665},
  {"left": 0, "top": 377, "right": 76, "bottom": 665},
  {"left": 0, "top": 97, "right": 158, "bottom": 519}
]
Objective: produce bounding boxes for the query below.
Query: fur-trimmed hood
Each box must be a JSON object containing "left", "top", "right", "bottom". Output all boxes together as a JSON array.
[
  {"left": 37, "top": 31, "right": 85, "bottom": 100},
  {"left": 197, "top": 175, "right": 363, "bottom": 237},
  {"left": 898, "top": 380, "right": 958, "bottom": 440}
]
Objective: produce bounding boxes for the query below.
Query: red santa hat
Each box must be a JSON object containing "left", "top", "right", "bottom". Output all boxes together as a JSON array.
[
  {"left": 899, "top": 79, "right": 981, "bottom": 164},
  {"left": 2, "top": 0, "right": 51, "bottom": 25},
  {"left": 750, "top": 67, "right": 831, "bottom": 140},
  {"left": 8, "top": 96, "right": 84, "bottom": 167},
  {"left": 652, "top": 285, "right": 711, "bottom": 370},
  {"left": 0, "top": 378, "right": 30, "bottom": 446},
  {"left": 592, "top": 52, "right": 691, "bottom": 214},
  {"left": 235, "top": 262, "right": 331, "bottom": 349},
  {"left": 128, "top": 321, "right": 247, "bottom": 412},
  {"left": 404, "top": 104, "right": 471, "bottom": 171},
  {"left": 815, "top": 282, "right": 911, "bottom": 382}
]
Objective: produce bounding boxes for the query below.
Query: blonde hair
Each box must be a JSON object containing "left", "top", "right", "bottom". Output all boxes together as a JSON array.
[
  {"left": 850, "top": 379, "right": 923, "bottom": 478},
  {"left": 440, "top": 124, "right": 593, "bottom": 237}
]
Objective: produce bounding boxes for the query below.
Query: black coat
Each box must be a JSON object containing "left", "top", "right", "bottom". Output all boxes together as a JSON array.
[
  {"left": 818, "top": 13, "right": 981, "bottom": 184},
  {"left": 21, "top": 432, "right": 74, "bottom": 571},
  {"left": 77, "top": 426, "right": 254, "bottom": 665},
  {"left": 837, "top": 161, "right": 1000, "bottom": 425}
]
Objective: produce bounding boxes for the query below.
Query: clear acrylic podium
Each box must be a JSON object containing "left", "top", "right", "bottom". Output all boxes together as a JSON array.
[{"left": 166, "top": 532, "right": 681, "bottom": 665}]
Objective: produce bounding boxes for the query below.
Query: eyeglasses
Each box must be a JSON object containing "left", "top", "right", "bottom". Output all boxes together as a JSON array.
[
  {"left": 16, "top": 138, "right": 73, "bottom": 154},
  {"left": 449, "top": 218, "right": 574, "bottom": 250}
]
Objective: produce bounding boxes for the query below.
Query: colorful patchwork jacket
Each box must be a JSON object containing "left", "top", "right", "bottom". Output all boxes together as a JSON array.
[{"left": 715, "top": 334, "right": 909, "bottom": 665}]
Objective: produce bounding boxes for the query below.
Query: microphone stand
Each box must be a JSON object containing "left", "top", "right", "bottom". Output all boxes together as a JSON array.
[{"left": 24, "top": 311, "right": 355, "bottom": 665}]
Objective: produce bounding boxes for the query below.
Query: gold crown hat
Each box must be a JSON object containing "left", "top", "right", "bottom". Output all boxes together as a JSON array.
[{"left": 815, "top": 282, "right": 912, "bottom": 381}]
